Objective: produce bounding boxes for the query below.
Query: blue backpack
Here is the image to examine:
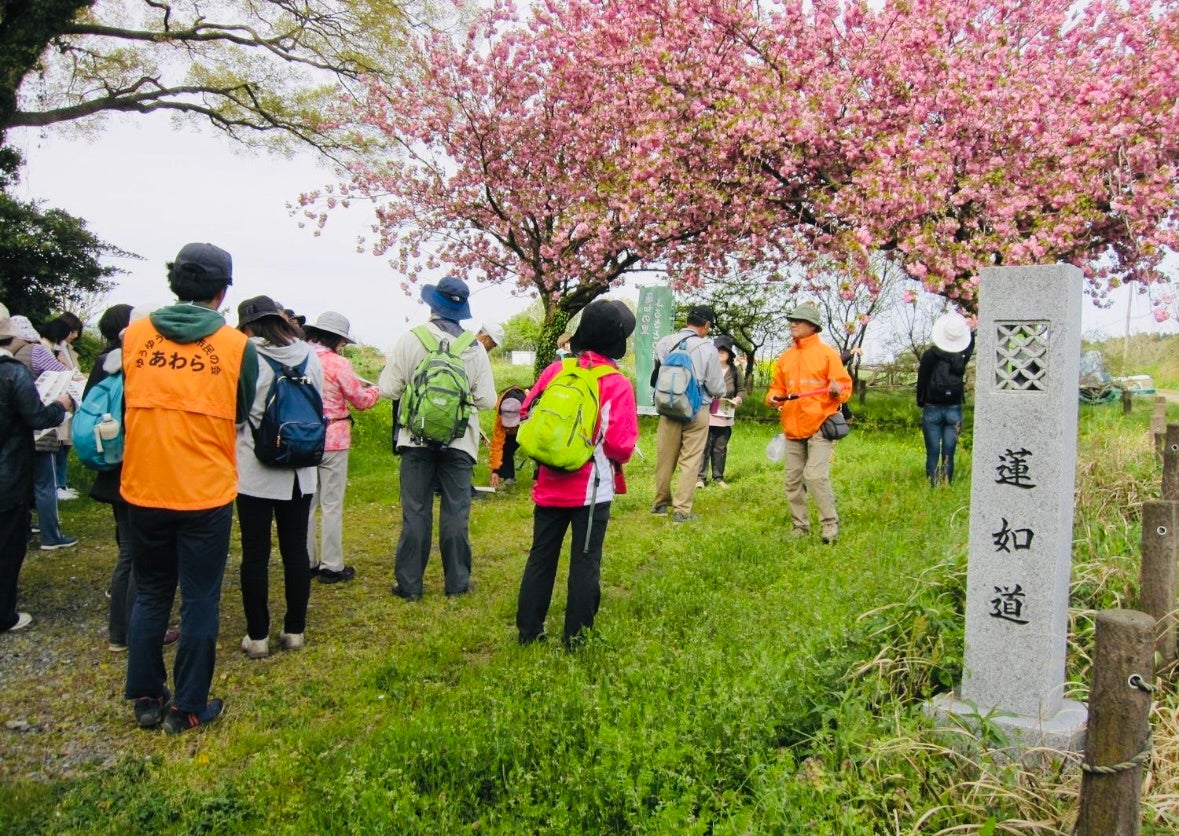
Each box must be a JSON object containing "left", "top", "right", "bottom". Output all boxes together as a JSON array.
[
  {"left": 71, "top": 372, "right": 125, "bottom": 471},
  {"left": 653, "top": 337, "right": 703, "bottom": 421},
  {"left": 249, "top": 354, "right": 327, "bottom": 468}
]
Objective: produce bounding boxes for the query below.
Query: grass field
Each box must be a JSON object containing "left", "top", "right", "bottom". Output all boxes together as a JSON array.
[{"left": 1, "top": 370, "right": 1177, "bottom": 833}]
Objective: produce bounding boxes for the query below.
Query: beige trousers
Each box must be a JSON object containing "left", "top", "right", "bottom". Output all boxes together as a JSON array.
[
  {"left": 653, "top": 409, "right": 710, "bottom": 515},
  {"left": 784, "top": 436, "right": 838, "bottom": 531},
  {"left": 307, "top": 449, "right": 349, "bottom": 572}
]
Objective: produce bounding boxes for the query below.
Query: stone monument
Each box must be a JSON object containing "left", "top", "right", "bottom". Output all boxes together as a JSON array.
[{"left": 934, "top": 264, "right": 1087, "bottom": 751}]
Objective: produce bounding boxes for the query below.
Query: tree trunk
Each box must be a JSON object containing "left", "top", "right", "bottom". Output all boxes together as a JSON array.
[
  {"left": 534, "top": 310, "right": 571, "bottom": 378},
  {"left": 0, "top": 0, "right": 93, "bottom": 138}
]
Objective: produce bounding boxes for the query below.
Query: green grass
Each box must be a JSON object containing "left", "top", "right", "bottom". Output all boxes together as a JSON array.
[{"left": 1, "top": 377, "right": 1177, "bottom": 833}]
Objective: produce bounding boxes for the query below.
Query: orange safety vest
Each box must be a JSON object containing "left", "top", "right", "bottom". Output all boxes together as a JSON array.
[{"left": 120, "top": 319, "right": 247, "bottom": 510}]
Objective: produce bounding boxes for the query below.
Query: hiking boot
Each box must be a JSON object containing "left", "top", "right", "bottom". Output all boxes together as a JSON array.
[
  {"left": 241, "top": 635, "right": 269, "bottom": 659},
  {"left": 651, "top": 505, "right": 669, "bottom": 515},
  {"left": 162, "top": 699, "right": 224, "bottom": 735},
  {"left": 279, "top": 632, "right": 305, "bottom": 651},
  {"left": 392, "top": 584, "right": 422, "bottom": 602},
  {"left": 4, "top": 612, "right": 33, "bottom": 632},
  {"left": 821, "top": 525, "right": 840, "bottom": 545},
  {"left": 133, "top": 691, "right": 170, "bottom": 729},
  {"left": 673, "top": 512, "right": 698, "bottom": 524},
  {"left": 317, "top": 566, "right": 356, "bottom": 584},
  {"left": 40, "top": 535, "right": 79, "bottom": 551}
]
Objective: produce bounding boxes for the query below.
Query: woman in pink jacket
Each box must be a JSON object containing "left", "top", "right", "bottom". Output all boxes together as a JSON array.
[
  {"left": 516, "top": 300, "right": 639, "bottom": 648},
  {"left": 303, "top": 312, "right": 381, "bottom": 584}
]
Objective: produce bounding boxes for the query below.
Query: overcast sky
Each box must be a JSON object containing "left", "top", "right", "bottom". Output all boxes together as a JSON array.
[
  {"left": 9, "top": 116, "right": 1175, "bottom": 359},
  {"left": 9, "top": 119, "right": 540, "bottom": 351}
]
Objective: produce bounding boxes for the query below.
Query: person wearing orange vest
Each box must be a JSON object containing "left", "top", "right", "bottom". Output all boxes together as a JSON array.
[
  {"left": 765, "top": 303, "right": 852, "bottom": 545},
  {"left": 121, "top": 243, "right": 257, "bottom": 735}
]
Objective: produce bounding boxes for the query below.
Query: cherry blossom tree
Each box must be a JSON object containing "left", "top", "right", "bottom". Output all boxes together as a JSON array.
[
  {"left": 309, "top": 0, "right": 1179, "bottom": 343},
  {"left": 653, "top": 0, "right": 1179, "bottom": 311},
  {"left": 300, "top": 0, "right": 755, "bottom": 364}
]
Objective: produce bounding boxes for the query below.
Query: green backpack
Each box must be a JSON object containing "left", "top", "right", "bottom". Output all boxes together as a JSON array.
[
  {"left": 398, "top": 326, "right": 476, "bottom": 446},
  {"left": 518, "top": 358, "right": 618, "bottom": 471}
]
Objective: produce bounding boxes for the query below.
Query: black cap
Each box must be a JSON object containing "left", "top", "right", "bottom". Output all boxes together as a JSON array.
[
  {"left": 168, "top": 242, "right": 233, "bottom": 301},
  {"left": 687, "top": 305, "right": 715, "bottom": 327}
]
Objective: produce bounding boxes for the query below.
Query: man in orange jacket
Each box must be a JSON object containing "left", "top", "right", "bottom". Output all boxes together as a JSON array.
[
  {"left": 121, "top": 243, "right": 257, "bottom": 734},
  {"left": 765, "top": 303, "right": 852, "bottom": 544}
]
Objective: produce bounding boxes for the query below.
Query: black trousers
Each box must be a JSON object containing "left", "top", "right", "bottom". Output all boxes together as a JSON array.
[
  {"left": 699, "top": 425, "right": 733, "bottom": 481},
  {"left": 497, "top": 433, "right": 520, "bottom": 481},
  {"left": 0, "top": 501, "right": 29, "bottom": 631},
  {"left": 516, "top": 502, "right": 610, "bottom": 646},
  {"left": 237, "top": 488, "right": 313, "bottom": 639}
]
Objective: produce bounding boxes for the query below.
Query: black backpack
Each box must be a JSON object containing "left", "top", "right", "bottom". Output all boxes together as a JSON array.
[
  {"left": 250, "top": 354, "right": 327, "bottom": 467},
  {"left": 928, "top": 355, "right": 966, "bottom": 403}
]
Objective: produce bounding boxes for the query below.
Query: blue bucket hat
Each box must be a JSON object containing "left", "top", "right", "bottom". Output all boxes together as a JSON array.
[{"left": 421, "top": 276, "right": 472, "bottom": 321}]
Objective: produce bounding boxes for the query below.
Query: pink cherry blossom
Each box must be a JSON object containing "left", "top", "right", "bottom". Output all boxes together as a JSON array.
[{"left": 304, "top": 0, "right": 1179, "bottom": 330}]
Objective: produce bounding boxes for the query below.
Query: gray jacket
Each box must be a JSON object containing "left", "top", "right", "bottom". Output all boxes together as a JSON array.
[
  {"left": 378, "top": 319, "right": 497, "bottom": 459},
  {"left": 236, "top": 338, "right": 323, "bottom": 501},
  {"left": 653, "top": 328, "right": 725, "bottom": 401}
]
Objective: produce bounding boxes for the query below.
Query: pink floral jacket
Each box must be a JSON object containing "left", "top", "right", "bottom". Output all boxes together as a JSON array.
[{"left": 314, "top": 344, "right": 381, "bottom": 451}]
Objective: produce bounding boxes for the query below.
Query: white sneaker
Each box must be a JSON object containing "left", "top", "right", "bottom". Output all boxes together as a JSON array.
[
  {"left": 241, "top": 635, "right": 269, "bottom": 659},
  {"left": 279, "top": 632, "right": 305, "bottom": 651},
  {"left": 56, "top": 487, "right": 78, "bottom": 501},
  {"left": 716, "top": 480, "right": 729, "bottom": 489},
  {"left": 6, "top": 612, "right": 32, "bottom": 632},
  {"left": 695, "top": 480, "right": 706, "bottom": 489}
]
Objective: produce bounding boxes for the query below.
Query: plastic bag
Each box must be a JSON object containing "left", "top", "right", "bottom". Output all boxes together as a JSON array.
[{"left": 765, "top": 433, "right": 786, "bottom": 463}]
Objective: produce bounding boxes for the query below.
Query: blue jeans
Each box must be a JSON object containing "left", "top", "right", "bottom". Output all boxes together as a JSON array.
[
  {"left": 395, "top": 446, "right": 474, "bottom": 597},
  {"left": 922, "top": 404, "right": 963, "bottom": 485},
  {"left": 31, "top": 452, "right": 64, "bottom": 545},
  {"left": 124, "top": 502, "right": 232, "bottom": 713},
  {"left": 54, "top": 446, "right": 70, "bottom": 489}
]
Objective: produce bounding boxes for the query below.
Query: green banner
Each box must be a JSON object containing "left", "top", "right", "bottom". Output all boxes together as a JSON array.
[{"left": 635, "top": 286, "right": 676, "bottom": 415}]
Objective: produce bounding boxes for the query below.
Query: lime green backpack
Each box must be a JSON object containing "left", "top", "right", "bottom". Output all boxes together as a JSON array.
[
  {"left": 517, "top": 359, "right": 618, "bottom": 471},
  {"left": 398, "top": 326, "right": 476, "bottom": 446}
]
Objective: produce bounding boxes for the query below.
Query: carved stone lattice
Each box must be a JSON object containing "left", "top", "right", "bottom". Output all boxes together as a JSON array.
[{"left": 995, "top": 321, "right": 1049, "bottom": 391}]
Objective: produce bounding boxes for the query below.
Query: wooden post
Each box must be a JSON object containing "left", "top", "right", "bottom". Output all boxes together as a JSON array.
[
  {"left": 1152, "top": 410, "right": 1167, "bottom": 458},
  {"left": 1076, "top": 610, "right": 1155, "bottom": 836},
  {"left": 1138, "top": 501, "right": 1178, "bottom": 668},
  {"left": 855, "top": 378, "right": 867, "bottom": 405},
  {"left": 1122, "top": 388, "right": 1133, "bottom": 415},
  {"left": 1163, "top": 425, "right": 1179, "bottom": 502}
]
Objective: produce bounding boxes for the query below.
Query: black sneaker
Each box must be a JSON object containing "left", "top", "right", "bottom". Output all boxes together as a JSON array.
[
  {"left": 133, "top": 691, "right": 170, "bottom": 729},
  {"left": 162, "top": 698, "right": 224, "bottom": 735},
  {"left": 317, "top": 566, "right": 356, "bottom": 584}
]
